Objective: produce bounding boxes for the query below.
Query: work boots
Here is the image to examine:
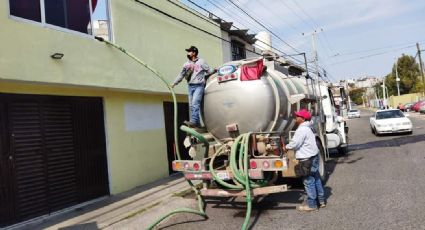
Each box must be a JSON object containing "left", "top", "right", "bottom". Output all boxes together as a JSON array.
[{"left": 297, "top": 204, "right": 318, "bottom": 212}]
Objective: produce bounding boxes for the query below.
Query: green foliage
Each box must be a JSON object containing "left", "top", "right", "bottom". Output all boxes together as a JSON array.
[
  {"left": 373, "top": 82, "right": 383, "bottom": 98},
  {"left": 385, "top": 54, "right": 421, "bottom": 96},
  {"left": 349, "top": 88, "right": 365, "bottom": 105}
]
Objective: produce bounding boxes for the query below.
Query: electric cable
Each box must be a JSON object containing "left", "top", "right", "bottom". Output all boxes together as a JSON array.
[
  {"left": 136, "top": 0, "right": 324, "bottom": 77},
  {"left": 224, "top": 0, "right": 302, "bottom": 55},
  {"left": 330, "top": 45, "right": 416, "bottom": 65},
  {"left": 206, "top": 0, "right": 263, "bottom": 33}
]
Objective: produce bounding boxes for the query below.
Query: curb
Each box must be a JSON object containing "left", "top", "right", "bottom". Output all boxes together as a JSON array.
[{"left": 18, "top": 175, "right": 200, "bottom": 230}]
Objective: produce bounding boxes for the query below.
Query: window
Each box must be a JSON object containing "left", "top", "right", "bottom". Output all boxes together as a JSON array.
[
  {"left": 231, "top": 40, "right": 246, "bottom": 61},
  {"left": 9, "top": 0, "right": 41, "bottom": 22},
  {"left": 9, "top": 0, "right": 111, "bottom": 40},
  {"left": 376, "top": 110, "right": 404, "bottom": 120}
]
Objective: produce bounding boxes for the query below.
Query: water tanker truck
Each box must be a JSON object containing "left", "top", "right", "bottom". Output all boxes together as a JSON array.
[{"left": 172, "top": 56, "right": 348, "bottom": 197}]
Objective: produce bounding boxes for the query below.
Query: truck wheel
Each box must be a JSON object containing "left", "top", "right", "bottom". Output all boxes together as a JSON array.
[
  {"left": 317, "top": 141, "right": 328, "bottom": 183},
  {"left": 337, "top": 145, "right": 348, "bottom": 155}
]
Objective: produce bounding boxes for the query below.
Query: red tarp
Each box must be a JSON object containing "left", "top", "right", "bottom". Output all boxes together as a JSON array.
[{"left": 240, "top": 59, "right": 264, "bottom": 81}]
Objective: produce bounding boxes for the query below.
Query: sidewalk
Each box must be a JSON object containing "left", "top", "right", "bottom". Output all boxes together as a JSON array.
[{"left": 12, "top": 173, "right": 199, "bottom": 230}]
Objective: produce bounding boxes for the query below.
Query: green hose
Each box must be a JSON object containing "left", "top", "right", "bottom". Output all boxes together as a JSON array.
[
  {"left": 94, "top": 37, "right": 207, "bottom": 229},
  {"left": 96, "top": 37, "right": 268, "bottom": 230}
]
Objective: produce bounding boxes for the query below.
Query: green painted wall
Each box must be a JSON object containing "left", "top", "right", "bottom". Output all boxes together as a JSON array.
[
  {"left": 0, "top": 0, "right": 223, "bottom": 94},
  {"left": 0, "top": 0, "right": 223, "bottom": 194}
]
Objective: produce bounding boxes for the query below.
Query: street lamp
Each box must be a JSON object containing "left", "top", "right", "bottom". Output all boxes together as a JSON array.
[
  {"left": 395, "top": 59, "right": 400, "bottom": 96},
  {"left": 382, "top": 77, "right": 387, "bottom": 107}
]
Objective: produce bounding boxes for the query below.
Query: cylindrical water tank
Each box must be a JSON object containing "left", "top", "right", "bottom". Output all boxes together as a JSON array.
[
  {"left": 254, "top": 31, "right": 272, "bottom": 52},
  {"left": 202, "top": 59, "right": 316, "bottom": 140}
]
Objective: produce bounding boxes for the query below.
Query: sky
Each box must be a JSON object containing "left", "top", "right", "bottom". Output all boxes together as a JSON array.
[
  {"left": 181, "top": 0, "right": 425, "bottom": 81},
  {"left": 92, "top": 0, "right": 108, "bottom": 20}
]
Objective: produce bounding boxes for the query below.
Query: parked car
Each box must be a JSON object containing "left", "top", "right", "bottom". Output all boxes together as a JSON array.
[
  {"left": 370, "top": 109, "right": 412, "bottom": 135},
  {"left": 412, "top": 100, "right": 425, "bottom": 112},
  {"left": 348, "top": 109, "right": 360, "bottom": 118},
  {"left": 420, "top": 104, "right": 425, "bottom": 114},
  {"left": 404, "top": 102, "right": 414, "bottom": 112}
]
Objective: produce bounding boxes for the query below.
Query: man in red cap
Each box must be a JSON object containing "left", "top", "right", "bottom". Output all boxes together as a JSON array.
[{"left": 283, "top": 108, "right": 326, "bottom": 211}]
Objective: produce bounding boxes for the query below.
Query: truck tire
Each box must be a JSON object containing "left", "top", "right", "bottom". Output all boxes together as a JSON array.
[
  {"left": 317, "top": 140, "right": 328, "bottom": 183},
  {"left": 337, "top": 145, "right": 348, "bottom": 155}
]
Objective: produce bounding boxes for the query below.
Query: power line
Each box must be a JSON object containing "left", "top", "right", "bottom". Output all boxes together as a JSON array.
[
  {"left": 256, "top": 0, "right": 305, "bottom": 34},
  {"left": 277, "top": 0, "right": 315, "bottom": 30},
  {"left": 224, "top": 0, "right": 302, "bottom": 54},
  {"left": 205, "top": 0, "right": 262, "bottom": 32},
  {"left": 135, "top": 0, "right": 308, "bottom": 70},
  {"left": 331, "top": 40, "right": 425, "bottom": 58},
  {"left": 289, "top": 0, "right": 337, "bottom": 55},
  {"left": 187, "top": 0, "right": 312, "bottom": 67},
  {"left": 204, "top": 0, "right": 308, "bottom": 66},
  {"left": 183, "top": 0, "right": 288, "bottom": 57},
  {"left": 330, "top": 45, "right": 416, "bottom": 65},
  {"left": 194, "top": 0, "right": 330, "bottom": 74},
  {"left": 136, "top": 0, "right": 324, "bottom": 78},
  {"left": 166, "top": 0, "right": 220, "bottom": 27},
  {"left": 290, "top": 0, "right": 320, "bottom": 28}
]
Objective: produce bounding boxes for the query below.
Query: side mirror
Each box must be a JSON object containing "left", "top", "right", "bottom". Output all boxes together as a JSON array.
[{"left": 322, "top": 95, "right": 328, "bottom": 100}]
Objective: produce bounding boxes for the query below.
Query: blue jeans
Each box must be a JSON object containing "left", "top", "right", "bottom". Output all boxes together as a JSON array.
[
  {"left": 303, "top": 154, "right": 325, "bottom": 208},
  {"left": 188, "top": 84, "right": 204, "bottom": 125}
]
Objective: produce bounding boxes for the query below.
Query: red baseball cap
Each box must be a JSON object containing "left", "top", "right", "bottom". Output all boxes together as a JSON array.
[{"left": 294, "top": 109, "right": 311, "bottom": 120}]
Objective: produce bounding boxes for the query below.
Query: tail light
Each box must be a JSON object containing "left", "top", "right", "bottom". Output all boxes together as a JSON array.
[
  {"left": 274, "top": 160, "right": 283, "bottom": 168},
  {"left": 248, "top": 158, "right": 287, "bottom": 171},
  {"left": 172, "top": 160, "right": 203, "bottom": 171},
  {"left": 193, "top": 163, "right": 200, "bottom": 171},
  {"left": 262, "top": 161, "right": 270, "bottom": 169},
  {"left": 173, "top": 162, "right": 182, "bottom": 171},
  {"left": 250, "top": 160, "right": 257, "bottom": 169},
  {"left": 183, "top": 162, "right": 190, "bottom": 170}
]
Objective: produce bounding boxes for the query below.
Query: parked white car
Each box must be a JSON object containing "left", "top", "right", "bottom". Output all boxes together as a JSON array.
[
  {"left": 348, "top": 109, "right": 360, "bottom": 118},
  {"left": 370, "top": 109, "right": 412, "bottom": 135}
]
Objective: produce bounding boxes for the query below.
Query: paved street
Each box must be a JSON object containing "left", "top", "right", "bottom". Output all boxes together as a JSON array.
[{"left": 123, "top": 109, "right": 425, "bottom": 230}]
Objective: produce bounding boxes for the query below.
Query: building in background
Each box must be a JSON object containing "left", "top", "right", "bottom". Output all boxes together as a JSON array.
[
  {"left": 354, "top": 76, "right": 380, "bottom": 88},
  {"left": 210, "top": 17, "right": 258, "bottom": 62}
]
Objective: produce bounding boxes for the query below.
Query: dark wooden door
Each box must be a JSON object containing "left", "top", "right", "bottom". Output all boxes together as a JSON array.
[
  {"left": 0, "top": 101, "right": 14, "bottom": 226},
  {"left": 163, "top": 102, "right": 190, "bottom": 174},
  {"left": 0, "top": 93, "right": 109, "bottom": 227}
]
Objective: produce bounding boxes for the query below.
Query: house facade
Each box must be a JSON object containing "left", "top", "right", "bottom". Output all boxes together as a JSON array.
[{"left": 0, "top": 0, "right": 223, "bottom": 226}]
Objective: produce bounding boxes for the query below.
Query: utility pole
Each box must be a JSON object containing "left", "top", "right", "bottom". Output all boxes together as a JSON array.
[
  {"left": 302, "top": 52, "right": 312, "bottom": 95},
  {"left": 302, "top": 29, "right": 323, "bottom": 80},
  {"left": 395, "top": 60, "right": 400, "bottom": 96},
  {"left": 382, "top": 77, "right": 387, "bottom": 107},
  {"left": 417, "top": 43, "right": 425, "bottom": 97}
]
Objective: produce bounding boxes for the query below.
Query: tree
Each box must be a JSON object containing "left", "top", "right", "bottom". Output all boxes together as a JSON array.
[
  {"left": 349, "top": 88, "right": 365, "bottom": 105},
  {"left": 385, "top": 54, "right": 421, "bottom": 95},
  {"left": 373, "top": 82, "right": 383, "bottom": 99}
]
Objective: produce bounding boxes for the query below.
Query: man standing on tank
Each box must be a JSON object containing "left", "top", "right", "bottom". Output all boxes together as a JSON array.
[
  {"left": 283, "top": 109, "right": 326, "bottom": 211},
  {"left": 171, "top": 46, "right": 216, "bottom": 128}
]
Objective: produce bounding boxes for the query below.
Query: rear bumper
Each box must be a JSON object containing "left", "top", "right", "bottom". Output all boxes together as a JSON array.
[{"left": 183, "top": 170, "right": 265, "bottom": 180}]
